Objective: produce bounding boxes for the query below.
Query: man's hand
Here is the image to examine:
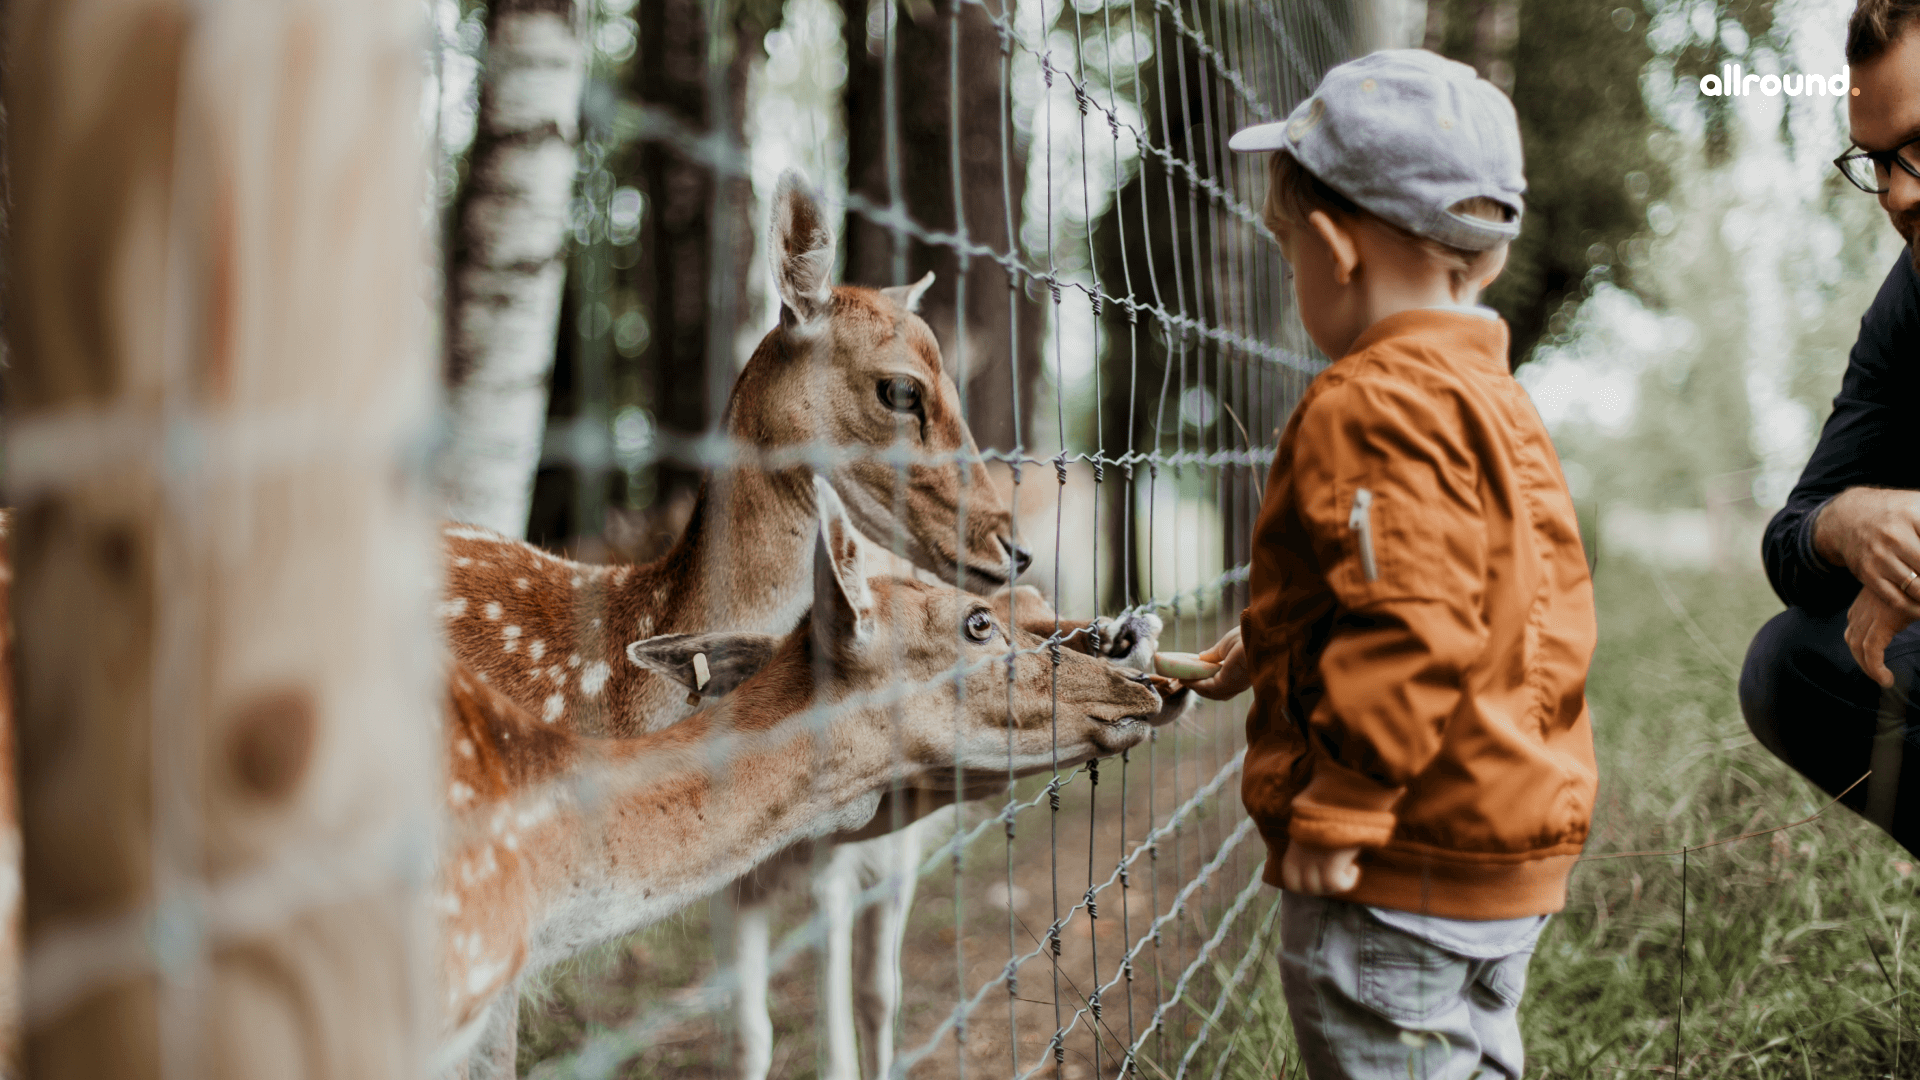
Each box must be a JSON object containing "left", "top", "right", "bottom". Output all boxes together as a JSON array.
[
  {"left": 1846, "top": 588, "right": 1916, "bottom": 688},
  {"left": 1183, "top": 626, "right": 1250, "bottom": 700},
  {"left": 1280, "top": 839, "right": 1362, "bottom": 895},
  {"left": 1814, "top": 487, "right": 1920, "bottom": 682}
]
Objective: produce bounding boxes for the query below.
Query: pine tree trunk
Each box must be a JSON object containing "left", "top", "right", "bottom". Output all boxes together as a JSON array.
[
  {"left": 841, "top": 0, "right": 1044, "bottom": 456},
  {"left": 440, "top": 0, "right": 587, "bottom": 537},
  {"left": 7, "top": 1, "right": 439, "bottom": 1075}
]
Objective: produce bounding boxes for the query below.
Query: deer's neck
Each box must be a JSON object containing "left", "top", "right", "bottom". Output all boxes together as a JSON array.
[
  {"left": 442, "top": 465, "right": 819, "bottom": 737},
  {"left": 519, "top": 662, "right": 897, "bottom": 972},
  {"left": 662, "top": 466, "right": 818, "bottom": 632}
]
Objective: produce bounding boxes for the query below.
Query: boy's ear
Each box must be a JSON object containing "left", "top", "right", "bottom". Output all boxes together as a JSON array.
[
  {"left": 626, "top": 632, "right": 783, "bottom": 697},
  {"left": 1306, "top": 209, "right": 1360, "bottom": 285},
  {"left": 1475, "top": 244, "right": 1510, "bottom": 292}
]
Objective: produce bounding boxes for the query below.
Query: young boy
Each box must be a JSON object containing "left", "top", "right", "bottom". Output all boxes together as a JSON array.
[{"left": 1184, "top": 50, "right": 1598, "bottom": 1079}]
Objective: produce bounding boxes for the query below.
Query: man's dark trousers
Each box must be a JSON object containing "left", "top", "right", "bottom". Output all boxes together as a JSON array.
[{"left": 1741, "top": 612, "right": 1920, "bottom": 852}]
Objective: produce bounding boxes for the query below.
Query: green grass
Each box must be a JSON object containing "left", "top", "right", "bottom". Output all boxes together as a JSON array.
[{"left": 521, "top": 557, "right": 1920, "bottom": 1078}]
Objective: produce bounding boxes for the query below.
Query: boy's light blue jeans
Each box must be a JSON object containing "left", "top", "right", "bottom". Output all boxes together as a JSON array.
[{"left": 1278, "top": 891, "right": 1539, "bottom": 1080}]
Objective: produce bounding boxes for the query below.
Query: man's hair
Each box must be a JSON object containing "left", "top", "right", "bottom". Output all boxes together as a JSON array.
[
  {"left": 1848, "top": 0, "right": 1920, "bottom": 64},
  {"left": 1260, "top": 151, "right": 1512, "bottom": 279}
]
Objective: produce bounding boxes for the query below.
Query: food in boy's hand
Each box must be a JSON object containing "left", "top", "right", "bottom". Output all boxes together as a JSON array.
[{"left": 1154, "top": 652, "right": 1222, "bottom": 681}]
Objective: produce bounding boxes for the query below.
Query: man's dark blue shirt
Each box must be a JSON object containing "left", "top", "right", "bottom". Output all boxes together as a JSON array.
[{"left": 1764, "top": 248, "right": 1920, "bottom": 614}]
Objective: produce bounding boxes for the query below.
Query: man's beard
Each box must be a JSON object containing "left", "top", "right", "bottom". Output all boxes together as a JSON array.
[{"left": 1895, "top": 206, "right": 1920, "bottom": 270}]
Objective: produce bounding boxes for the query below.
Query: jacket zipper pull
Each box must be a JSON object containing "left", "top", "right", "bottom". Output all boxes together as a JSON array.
[{"left": 1348, "top": 488, "right": 1378, "bottom": 582}]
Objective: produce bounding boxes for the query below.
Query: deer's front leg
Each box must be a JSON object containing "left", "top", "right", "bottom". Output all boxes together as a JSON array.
[
  {"left": 733, "top": 901, "right": 775, "bottom": 1080},
  {"left": 814, "top": 851, "right": 863, "bottom": 1080},
  {"left": 853, "top": 821, "right": 928, "bottom": 1080}
]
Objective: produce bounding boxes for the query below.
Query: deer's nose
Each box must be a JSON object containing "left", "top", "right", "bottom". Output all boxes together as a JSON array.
[{"left": 999, "top": 536, "right": 1033, "bottom": 577}]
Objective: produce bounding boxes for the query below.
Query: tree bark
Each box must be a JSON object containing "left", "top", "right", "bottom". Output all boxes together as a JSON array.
[
  {"left": 440, "top": 0, "right": 587, "bottom": 536},
  {"left": 526, "top": 0, "right": 765, "bottom": 550},
  {"left": 840, "top": 0, "right": 1044, "bottom": 456},
  {"left": 7, "top": 0, "right": 439, "bottom": 1075}
]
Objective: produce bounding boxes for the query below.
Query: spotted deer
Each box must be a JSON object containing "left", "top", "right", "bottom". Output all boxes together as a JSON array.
[
  {"left": 434, "top": 482, "right": 1166, "bottom": 1078},
  {"left": 434, "top": 170, "right": 1169, "bottom": 1079}
]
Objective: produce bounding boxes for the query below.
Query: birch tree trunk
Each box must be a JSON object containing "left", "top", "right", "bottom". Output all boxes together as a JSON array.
[
  {"left": 440, "top": 0, "right": 587, "bottom": 537},
  {"left": 6, "top": 0, "right": 439, "bottom": 1076}
]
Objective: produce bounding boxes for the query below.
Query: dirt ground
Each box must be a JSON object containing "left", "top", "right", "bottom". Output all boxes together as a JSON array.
[{"left": 519, "top": 697, "right": 1276, "bottom": 1080}]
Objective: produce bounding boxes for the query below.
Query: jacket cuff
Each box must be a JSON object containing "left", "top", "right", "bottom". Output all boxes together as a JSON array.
[{"left": 1288, "top": 762, "right": 1401, "bottom": 850}]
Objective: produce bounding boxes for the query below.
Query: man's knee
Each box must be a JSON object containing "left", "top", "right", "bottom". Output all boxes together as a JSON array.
[{"left": 1741, "top": 607, "right": 1857, "bottom": 756}]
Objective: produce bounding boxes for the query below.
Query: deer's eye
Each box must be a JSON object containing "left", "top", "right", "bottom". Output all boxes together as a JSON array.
[
  {"left": 963, "top": 608, "right": 995, "bottom": 643},
  {"left": 878, "top": 377, "right": 922, "bottom": 413}
]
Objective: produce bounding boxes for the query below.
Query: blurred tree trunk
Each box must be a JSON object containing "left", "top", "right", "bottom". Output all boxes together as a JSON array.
[
  {"left": 7, "top": 1, "right": 438, "bottom": 1076},
  {"left": 528, "top": 0, "right": 769, "bottom": 551},
  {"left": 840, "top": 0, "right": 1044, "bottom": 456},
  {"left": 440, "top": 0, "right": 587, "bottom": 537}
]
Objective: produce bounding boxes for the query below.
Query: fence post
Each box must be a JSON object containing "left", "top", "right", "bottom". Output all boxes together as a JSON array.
[{"left": 6, "top": 0, "right": 439, "bottom": 1077}]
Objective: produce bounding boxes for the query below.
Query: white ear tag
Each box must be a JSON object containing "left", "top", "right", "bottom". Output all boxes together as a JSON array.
[{"left": 693, "top": 652, "right": 711, "bottom": 691}]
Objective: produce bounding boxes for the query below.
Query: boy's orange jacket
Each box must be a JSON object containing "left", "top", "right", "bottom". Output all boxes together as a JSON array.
[{"left": 1241, "top": 308, "right": 1598, "bottom": 919}]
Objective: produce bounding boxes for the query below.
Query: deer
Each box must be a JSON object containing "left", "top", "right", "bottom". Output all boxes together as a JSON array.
[
  {"left": 433, "top": 482, "right": 1168, "bottom": 1078},
  {"left": 433, "top": 169, "right": 1179, "bottom": 1078}
]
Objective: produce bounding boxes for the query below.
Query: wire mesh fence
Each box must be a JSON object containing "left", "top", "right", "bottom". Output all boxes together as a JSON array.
[{"left": 476, "top": 0, "right": 1356, "bottom": 1077}]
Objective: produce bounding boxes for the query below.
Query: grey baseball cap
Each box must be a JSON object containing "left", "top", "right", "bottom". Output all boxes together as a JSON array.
[{"left": 1229, "top": 49, "right": 1524, "bottom": 251}]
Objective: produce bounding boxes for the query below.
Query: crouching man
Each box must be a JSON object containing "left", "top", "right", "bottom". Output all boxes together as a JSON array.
[{"left": 1741, "top": 0, "right": 1920, "bottom": 850}]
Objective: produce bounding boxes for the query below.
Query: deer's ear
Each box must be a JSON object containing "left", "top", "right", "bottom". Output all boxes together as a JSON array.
[
  {"left": 880, "top": 271, "right": 935, "bottom": 313},
  {"left": 812, "top": 474, "right": 874, "bottom": 649},
  {"left": 626, "top": 632, "right": 782, "bottom": 697},
  {"left": 770, "top": 169, "right": 835, "bottom": 327}
]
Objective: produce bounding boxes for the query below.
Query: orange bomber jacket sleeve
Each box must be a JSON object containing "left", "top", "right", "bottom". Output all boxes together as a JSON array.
[
  {"left": 1271, "top": 363, "right": 1491, "bottom": 848},
  {"left": 1240, "top": 309, "right": 1598, "bottom": 918}
]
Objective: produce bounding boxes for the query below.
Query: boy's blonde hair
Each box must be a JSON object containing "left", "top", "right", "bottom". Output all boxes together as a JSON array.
[{"left": 1261, "top": 151, "right": 1513, "bottom": 283}]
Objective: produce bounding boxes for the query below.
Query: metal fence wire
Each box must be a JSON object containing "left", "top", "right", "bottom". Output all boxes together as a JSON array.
[{"left": 449, "top": 0, "right": 1354, "bottom": 1076}]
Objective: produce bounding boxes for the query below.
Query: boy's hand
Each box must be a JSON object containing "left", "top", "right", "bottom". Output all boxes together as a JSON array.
[
  {"left": 1184, "top": 626, "right": 1250, "bottom": 700},
  {"left": 1280, "top": 840, "right": 1362, "bottom": 895}
]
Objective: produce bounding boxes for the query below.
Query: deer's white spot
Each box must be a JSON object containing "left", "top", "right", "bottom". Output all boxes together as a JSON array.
[
  {"left": 435, "top": 890, "right": 462, "bottom": 915},
  {"left": 439, "top": 597, "right": 469, "bottom": 619},
  {"left": 475, "top": 672, "right": 489, "bottom": 684},
  {"left": 503, "top": 832, "right": 519, "bottom": 851},
  {"left": 515, "top": 577, "right": 530, "bottom": 592},
  {"left": 567, "top": 654, "right": 583, "bottom": 669},
  {"left": 466, "top": 955, "right": 509, "bottom": 996},
  {"left": 529, "top": 639, "right": 546, "bottom": 660},
  {"left": 571, "top": 575, "right": 584, "bottom": 589},
  {"left": 453, "top": 557, "right": 472, "bottom": 568},
  {"left": 542, "top": 694, "right": 565, "bottom": 723},
  {"left": 484, "top": 601, "right": 503, "bottom": 621},
  {"left": 445, "top": 526, "right": 497, "bottom": 542},
  {"left": 611, "top": 567, "right": 632, "bottom": 586},
  {"left": 456, "top": 738, "right": 475, "bottom": 759},
  {"left": 449, "top": 781, "right": 476, "bottom": 808},
  {"left": 503, "top": 625, "right": 522, "bottom": 652},
  {"left": 580, "top": 660, "right": 611, "bottom": 698}
]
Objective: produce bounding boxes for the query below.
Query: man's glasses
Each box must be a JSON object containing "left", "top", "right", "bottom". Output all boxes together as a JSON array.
[{"left": 1835, "top": 135, "right": 1920, "bottom": 194}]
